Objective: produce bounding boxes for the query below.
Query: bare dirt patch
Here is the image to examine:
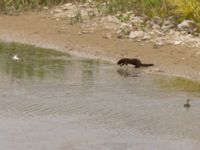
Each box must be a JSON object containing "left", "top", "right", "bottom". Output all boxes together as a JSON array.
[{"left": 0, "top": 11, "right": 200, "bottom": 81}]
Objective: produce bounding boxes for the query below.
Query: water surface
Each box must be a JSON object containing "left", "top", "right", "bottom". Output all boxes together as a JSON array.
[{"left": 0, "top": 42, "right": 200, "bottom": 150}]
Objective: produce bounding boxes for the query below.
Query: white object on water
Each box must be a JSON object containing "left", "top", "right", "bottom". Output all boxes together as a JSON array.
[{"left": 12, "top": 54, "right": 20, "bottom": 61}]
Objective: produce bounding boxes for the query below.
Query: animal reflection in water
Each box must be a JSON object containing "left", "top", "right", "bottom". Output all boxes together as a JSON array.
[{"left": 117, "top": 68, "right": 140, "bottom": 77}]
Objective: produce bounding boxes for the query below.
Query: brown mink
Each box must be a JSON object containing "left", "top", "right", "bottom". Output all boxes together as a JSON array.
[{"left": 117, "top": 58, "right": 154, "bottom": 68}]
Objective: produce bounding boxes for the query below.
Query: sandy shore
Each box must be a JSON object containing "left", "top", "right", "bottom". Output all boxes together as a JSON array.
[{"left": 0, "top": 11, "right": 200, "bottom": 81}]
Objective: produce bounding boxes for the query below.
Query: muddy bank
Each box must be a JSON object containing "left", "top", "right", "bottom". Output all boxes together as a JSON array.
[{"left": 0, "top": 11, "right": 200, "bottom": 81}]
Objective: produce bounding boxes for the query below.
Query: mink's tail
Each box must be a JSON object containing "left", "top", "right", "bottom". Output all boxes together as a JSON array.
[{"left": 141, "top": 63, "right": 154, "bottom": 67}]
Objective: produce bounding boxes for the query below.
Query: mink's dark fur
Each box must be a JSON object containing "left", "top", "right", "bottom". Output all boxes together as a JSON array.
[{"left": 117, "top": 58, "right": 154, "bottom": 68}]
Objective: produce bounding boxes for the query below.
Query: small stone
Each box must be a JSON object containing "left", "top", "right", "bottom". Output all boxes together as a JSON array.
[
  {"left": 130, "top": 16, "right": 144, "bottom": 25},
  {"left": 105, "top": 15, "right": 121, "bottom": 24},
  {"left": 195, "top": 51, "right": 200, "bottom": 56},
  {"left": 174, "top": 41, "right": 182, "bottom": 45},
  {"left": 154, "top": 68, "right": 164, "bottom": 72},
  {"left": 129, "top": 31, "right": 145, "bottom": 39},
  {"left": 63, "top": 3, "right": 73, "bottom": 8},
  {"left": 177, "top": 20, "right": 197, "bottom": 33},
  {"left": 43, "top": 6, "right": 48, "bottom": 10},
  {"left": 142, "top": 34, "right": 151, "bottom": 40},
  {"left": 161, "top": 23, "right": 174, "bottom": 31},
  {"left": 148, "top": 68, "right": 164, "bottom": 73},
  {"left": 151, "top": 16, "right": 162, "bottom": 25},
  {"left": 54, "top": 9, "right": 63, "bottom": 13},
  {"left": 81, "top": 30, "right": 88, "bottom": 34},
  {"left": 152, "top": 24, "right": 161, "bottom": 30},
  {"left": 163, "top": 20, "right": 172, "bottom": 26},
  {"left": 155, "top": 41, "right": 164, "bottom": 46},
  {"left": 60, "top": 3, "right": 74, "bottom": 10},
  {"left": 103, "top": 33, "right": 112, "bottom": 39},
  {"left": 117, "top": 35, "right": 123, "bottom": 39}
]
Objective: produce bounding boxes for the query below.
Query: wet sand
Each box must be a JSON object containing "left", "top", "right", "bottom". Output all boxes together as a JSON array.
[{"left": 0, "top": 11, "right": 200, "bottom": 81}]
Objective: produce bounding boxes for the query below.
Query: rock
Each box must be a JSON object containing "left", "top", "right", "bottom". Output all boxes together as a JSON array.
[
  {"left": 105, "top": 15, "right": 121, "bottom": 24},
  {"left": 161, "top": 24, "right": 174, "bottom": 31},
  {"left": 152, "top": 24, "right": 161, "bottom": 30},
  {"left": 130, "top": 16, "right": 144, "bottom": 25},
  {"left": 43, "top": 6, "right": 48, "bottom": 10},
  {"left": 174, "top": 41, "right": 182, "bottom": 45},
  {"left": 80, "top": 9, "right": 89, "bottom": 20},
  {"left": 148, "top": 68, "right": 164, "bottom": 73},
  {"left": 117, "top": 34, "right": 123, "bottom": 39},
  {"left": 116, "top": 23, "right": 132, "bottom": 35},
  {"left": 103, "top": 33, "right": 112, "bottom": 39},
  {"left": 86, "top": 8, "right": 98, "bottom": 17},
  {"left": 154, "top": 68, "right": 164, "bottom": 73},
  {"left": 60, "top": 3, "right": 74, "bottom": 10},
  {"left": 129, "top": 31, "right": 145, "bottom": 39},
  {"left": 152, "top": 29, "right": 163, "bottom": 36},
  {"left": 67, "top": 8, "right": 83, "bottom": 20},
  {"left": 54, "top": 9, "right": 63, "bottom": 13},
  {"left": 161, "top": 20, "right": 175, "bottom": 31},
  {"left": 195, "top": 51, "right": 200, "bottom": 56},
  {"left": 53, "top": 11, "right": 69, "bottom": 19},
  {"left": 181, "top": 57, "right": 185, "bottom": 60},
  {"left": 151, "top": 16, "right": 162, "bottom": 25},
  {"left": 177, "top": 20, "right": 197, "bottom": 34},
  {"left": 155, "top": 40, "right": 164, "bottom": 46},
  {"left": 142, "top": 34, "right": 151, "bottom": 40},
  {"left": 163, "top": 20, "right": 172, "bottom": 26},
  {"left": 81, "top": 30, "right": 89, "bottom": 34},
  {"left": 101, "top": 16, "right": 121, "bottom": 30}
]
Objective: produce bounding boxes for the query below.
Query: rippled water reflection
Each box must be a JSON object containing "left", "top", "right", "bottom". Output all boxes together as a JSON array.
[{"left": 0, "top": 42, "right": 200, "bottom": 150}]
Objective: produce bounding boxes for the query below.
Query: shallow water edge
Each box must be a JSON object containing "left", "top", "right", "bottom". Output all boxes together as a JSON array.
[{"left": 0, "top": 36, "right": 199, "bottom": 84}]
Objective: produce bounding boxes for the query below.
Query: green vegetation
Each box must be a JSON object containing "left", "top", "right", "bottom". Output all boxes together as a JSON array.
[
  {"left": 95, "top": 0, "right": 200, "bottom": 22},
  {"left": 0, "top": 0, "right": 72, "bottom": 13},
  {"left": 1, "top": 0, "right": 200, "bottom": 22}
]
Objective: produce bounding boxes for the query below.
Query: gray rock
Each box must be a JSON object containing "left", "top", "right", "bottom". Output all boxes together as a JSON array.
[
  {"left": 174, "top": 41, "right": 182, "bottom": 45},
  {"left": 177, "top": 20, "right": 197, "bottom": 33},
  {"left": 43, "top": 6, "right": 49, "bottom": 10},
  {"left": 103, "top": 33, "right": 112, "bottom": 39},
  {"left": 60, "top": 3, "right": 73, "bottom": 10},
  {"left": 129, "top": 31, "right": 145, "bottom": 39},
  {"left": 104, "top": 16, "right": 121, "bottom": 24},
  {"left": 161, "top": 24, "right": 174, "bottom": 31},
  {"left": 141, "top": 34, "right": 151, "bottom": 40},
  {"left": 80, "top": 9, "right": 89, "bottom": 20},
  {"left": 130, "top": 16, "right": 144, "bottom": 25},
  {"left": 151, "top": 16, "right": 162, "bottom": 25},
  {"left": 54, "top": 9, "right": 63, "bottom": 13},
  {"left": 116, "top": 23, "right": 132, "bottom": 35},
  {"left": 152, "top": 24, "right": 161, "bottom": 30},
  {"left": 161, "top": 20, "right": 175, "bottom": 31}
]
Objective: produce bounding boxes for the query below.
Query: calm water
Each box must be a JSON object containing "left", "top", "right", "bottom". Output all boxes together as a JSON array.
[{"left": 0, "top": 42, "right": 200, "bottom": 150}]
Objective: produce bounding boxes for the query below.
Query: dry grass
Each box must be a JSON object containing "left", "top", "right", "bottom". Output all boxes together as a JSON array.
[{"left": 1, "top": 0, "right": 200, "bottom": 22}]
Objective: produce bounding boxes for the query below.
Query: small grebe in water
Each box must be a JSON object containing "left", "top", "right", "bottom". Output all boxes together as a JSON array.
[{"left": 184, "top": 99, "right": 191, "bottom": 108}]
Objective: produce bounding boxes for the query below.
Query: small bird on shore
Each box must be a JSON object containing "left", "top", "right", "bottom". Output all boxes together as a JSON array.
[
  {"left": 12, "top": 54, "right": 20, "bottom": 61},
  {"left": 184, "top": 99, "right": 191, "bottom": 108}
]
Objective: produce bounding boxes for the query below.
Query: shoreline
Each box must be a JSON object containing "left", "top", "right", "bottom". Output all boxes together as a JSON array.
[{"left": 0, "top": 11, "right": 200, "bottom": 82}]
